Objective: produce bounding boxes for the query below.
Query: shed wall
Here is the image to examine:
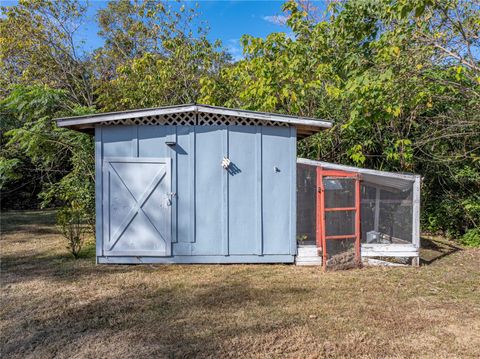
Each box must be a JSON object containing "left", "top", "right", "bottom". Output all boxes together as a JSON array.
[{"left": 95, "top": 124, "right": 296, "bottom": 263}]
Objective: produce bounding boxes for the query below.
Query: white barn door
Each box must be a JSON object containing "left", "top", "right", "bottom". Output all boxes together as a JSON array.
[{"left": 103, "top": 157, "right": 171, "bottom": 256}]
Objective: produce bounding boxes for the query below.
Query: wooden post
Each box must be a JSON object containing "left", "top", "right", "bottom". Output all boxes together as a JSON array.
[
  {"left": 355, "top": 175, "right": 361, "bottom": 266},
  {"left": 316, "top": 166, "right": 321, "bottom": 252},
  {"left": 374, "top": 187, "right": 380, "bottom": 232}
]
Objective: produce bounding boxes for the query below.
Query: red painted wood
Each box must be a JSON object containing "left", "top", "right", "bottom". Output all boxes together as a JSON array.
[
  {"left": 320, "top": 170, "right": 358, "bottom": 177},
  {"left": 324, "top": 207, "right": 356, "bottom": 212},
  {"left": 317, "top": 168, "right": 361, "bottom": 270},
  {"left": 355, "top": 176, "right": 361, "bottom": 265},
  {"left": 316, "top": 166, "right": 323, "bottom": 250},
  {"left": 325, "top": 235, "right": 357, "bottom": 240}
]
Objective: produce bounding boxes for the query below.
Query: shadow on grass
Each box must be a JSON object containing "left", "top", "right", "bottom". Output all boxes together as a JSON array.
[
  {"left": 1, "top": 209, "right": 57, "bottom": 234},
  {"left": 420, "top": 236, "right": 462, "bottom": 265},
  {"left": 1, "top": 272, "right": 310, "bottom": 358},
  {"left": 0, "top": 240, "right": 134, "bottom": 284}
]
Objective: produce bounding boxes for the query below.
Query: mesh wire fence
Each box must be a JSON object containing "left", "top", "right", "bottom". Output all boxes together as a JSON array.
[
  {"left": 296, "top": 164, "right": 317, "bottom": 244},
  {"left": 297, "top": 163, "right": 416, "bottom": 266},
  {"left": 325, "top": 238, "right": 357, "bottom": 270},
  {"left": 323, "top": 178, "right": 356, "bottom": 208},
  {"left": 360, "top": 183, "right": 413, "bottom": 244}
]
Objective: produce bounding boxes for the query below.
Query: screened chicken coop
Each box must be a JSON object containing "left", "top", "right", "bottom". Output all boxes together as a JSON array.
[{"left": 296, "top": 158, "right": 421, "bottom": 269}]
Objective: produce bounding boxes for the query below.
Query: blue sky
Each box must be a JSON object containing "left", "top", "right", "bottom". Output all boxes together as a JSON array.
[{"left": 2, "top": 1, "right": 327, "bottom": 60}]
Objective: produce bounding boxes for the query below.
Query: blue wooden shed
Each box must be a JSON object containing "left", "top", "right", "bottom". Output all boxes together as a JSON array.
[{"left": 56, "top": 104, "right": 331, "bottom": 264}]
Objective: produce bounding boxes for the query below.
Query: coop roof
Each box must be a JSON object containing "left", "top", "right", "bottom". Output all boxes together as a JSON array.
[
  {"left": 55, "top": 104, "right": 332, "bottom": 139},
  {"left": 297, "top": 158, "right": 420, "bottom": 192}
]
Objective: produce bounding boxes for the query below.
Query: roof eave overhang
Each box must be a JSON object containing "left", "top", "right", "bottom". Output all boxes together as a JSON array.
[{"left": 56, "top": 104, "right": 332, "bottom": 138}]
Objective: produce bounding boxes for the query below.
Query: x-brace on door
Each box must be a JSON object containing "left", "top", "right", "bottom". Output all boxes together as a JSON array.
[{"left": 103, "top": 157, "right": 172, "bottom": 257}]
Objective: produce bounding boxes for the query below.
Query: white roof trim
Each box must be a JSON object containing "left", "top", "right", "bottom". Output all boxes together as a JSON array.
[
  {"left": 55, "top": 104, "right": 332, "bottom": 132},
  {"left": 297, "top": 158, "right": 419, "bottom": 181},
  {"left": 56, "top": 105, "right": 197, "bottom": 127}
]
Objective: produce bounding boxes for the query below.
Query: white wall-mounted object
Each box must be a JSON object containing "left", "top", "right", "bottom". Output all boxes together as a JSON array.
[{"left": 221, "top": 157, "right": 231, "bottom": 169}]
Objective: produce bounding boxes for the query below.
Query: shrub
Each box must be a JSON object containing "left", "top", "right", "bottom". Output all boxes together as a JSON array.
[
  {"left": 460, "top": 228, "right": 480, "bottom": 248},
  {"left": 56, "top": 207, "right": 89, "bottom": 258}
]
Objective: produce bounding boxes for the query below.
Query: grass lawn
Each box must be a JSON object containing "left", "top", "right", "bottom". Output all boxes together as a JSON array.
[{"left": 1, "top": 210, "right": 479, "bottom": 358}]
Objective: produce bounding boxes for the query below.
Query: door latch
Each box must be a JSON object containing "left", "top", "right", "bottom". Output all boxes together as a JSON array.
[{"left": 166, "top": 192, "right": 176, "bottom": 206}]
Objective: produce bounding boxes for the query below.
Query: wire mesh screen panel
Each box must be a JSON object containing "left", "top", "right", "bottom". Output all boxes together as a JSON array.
[
  {"left": 360, "top": 184, "right": 377, "bottom": 243},
  {"left": 320, "top": 173, "right": 360, "bottom": 270},
  {"left": 360, "top": 180, "right": 414, "bottom": 244},
  {"left": 378, "top": 188, "right": 413, "bottom": 243},
  {"left": 324, "top": 178, "right": 355, "bottom": 208},
  {"left": 296, "top": 164, "right": 317, "bottom": 244},
  {"left": 325, "top": 238, "right": 357, "bottom": 270},
  {"left": 324, "top": 211, "right": 355, "bottom": 237}
]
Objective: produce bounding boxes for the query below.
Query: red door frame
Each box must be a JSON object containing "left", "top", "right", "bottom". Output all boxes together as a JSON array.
[{"left": 316, "top": 167, "right": 361, "bottom": 269}]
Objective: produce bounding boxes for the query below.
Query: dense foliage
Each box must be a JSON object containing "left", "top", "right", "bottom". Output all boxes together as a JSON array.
[
  {"left": 1, "top": 0, "right": 478, "bottom": 243},
  {"left": 200, "top": 0, "right": 480, "bottom": 241}
]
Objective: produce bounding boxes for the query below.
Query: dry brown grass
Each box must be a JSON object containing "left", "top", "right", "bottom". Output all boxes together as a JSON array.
[{"left": 1, "top": 210, "right": 479, "bottom": 358}]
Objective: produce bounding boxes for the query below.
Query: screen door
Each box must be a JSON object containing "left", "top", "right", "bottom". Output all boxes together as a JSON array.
[{"left": 317, "top": 168, "right": 360, "bottom": 270}]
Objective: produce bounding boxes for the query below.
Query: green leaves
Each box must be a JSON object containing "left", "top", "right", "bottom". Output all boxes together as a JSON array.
[
  {"left": 201, "top": 0, "right": 479, "bottom": 239},
  {"left": 1, "top": 0, "right": 478, "bottom": 240},
  {"left": 1, "top": 85, "right": 95, "bottom": 223}
]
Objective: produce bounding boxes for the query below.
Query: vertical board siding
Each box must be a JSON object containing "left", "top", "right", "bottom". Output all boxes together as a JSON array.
[
  {"left": 289, "top": 127, "right": 297, "bottom": 255},
  {"left": 95, "top": 127, "right": 103, "bottom": 260},
  {"left": 193, "top": 126, "right": 225, "bottom": 255},
  {"left": 261, "top": 126, "right": 292, "bottom": 255},
  {"left": 255, "top": 127, "right": 263, "bottom": 255},
  {"left": 228, "top": 126, "right": 258, "bottom": 255},
  {"left": 222, "top": 126, "right": 229, "bottom": 255},
  {"left": 137, "top": 126, "right": 169, "bottom": 157},
  {"left": 132, "top": 126, "right": 139, "bottom": 156},
  {"left": 102, "top": 126, "right": 135, "bottom": 157},
  {"left": 138, "top": 126, "right": 178, "bottom": 244},
  {"left": 174, "top": 126, "right": 193, "bottom": 255},
  {"left": 98, "top": 124, "right": 295, "bottom": 262}
]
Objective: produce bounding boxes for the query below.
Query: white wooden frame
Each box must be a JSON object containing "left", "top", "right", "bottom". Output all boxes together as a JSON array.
[{"left": 297, "top": 158, "right": 421, "bottom": 263}]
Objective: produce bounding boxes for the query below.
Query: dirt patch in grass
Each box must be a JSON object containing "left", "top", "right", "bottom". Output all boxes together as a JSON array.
[{"left": 1, "top": 210, "right": 479, "bottom": 358}]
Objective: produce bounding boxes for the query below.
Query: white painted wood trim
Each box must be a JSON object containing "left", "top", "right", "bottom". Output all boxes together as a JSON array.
[
  {"left": 57, "top": 105, "right": 197, "bottom": 127},
  {"left": 412, "top": 175, "right": 421, "bottom": 249},
  {"left": 361, "top": 243, "right": 419, "bottom": 258},
  {"left": 196, "top": 106, "right": 332, "bottom": 128},
  {"left": 56, "top": 104, "right": 332, "bottom": 131},
  {"left": 361, "top": 243, "right": 417, "bottom": 252},
  {"left": 297, "top": 158, "right": 418, "bottom": 181},
  {"left": 361, "top": 251, "right": 419, "bottom": 258}
]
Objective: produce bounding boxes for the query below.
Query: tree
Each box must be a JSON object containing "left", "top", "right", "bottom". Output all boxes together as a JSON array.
[
  {"left": 95, "top": 0, "right": 230, "bottom": 110},
  {"left": 200, "top": 0, "right": 479, "bottom": 239},
  {"left": 0, "top": 0, "right": 94, "bottom": 106},
  {"left": 1, "top": 85, "right": 96, "bottom": 228}
]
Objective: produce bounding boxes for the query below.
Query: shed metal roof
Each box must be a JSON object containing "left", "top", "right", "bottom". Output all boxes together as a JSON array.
[{"left": 55, "top": 104, "right": 332, "bottom": 139}]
